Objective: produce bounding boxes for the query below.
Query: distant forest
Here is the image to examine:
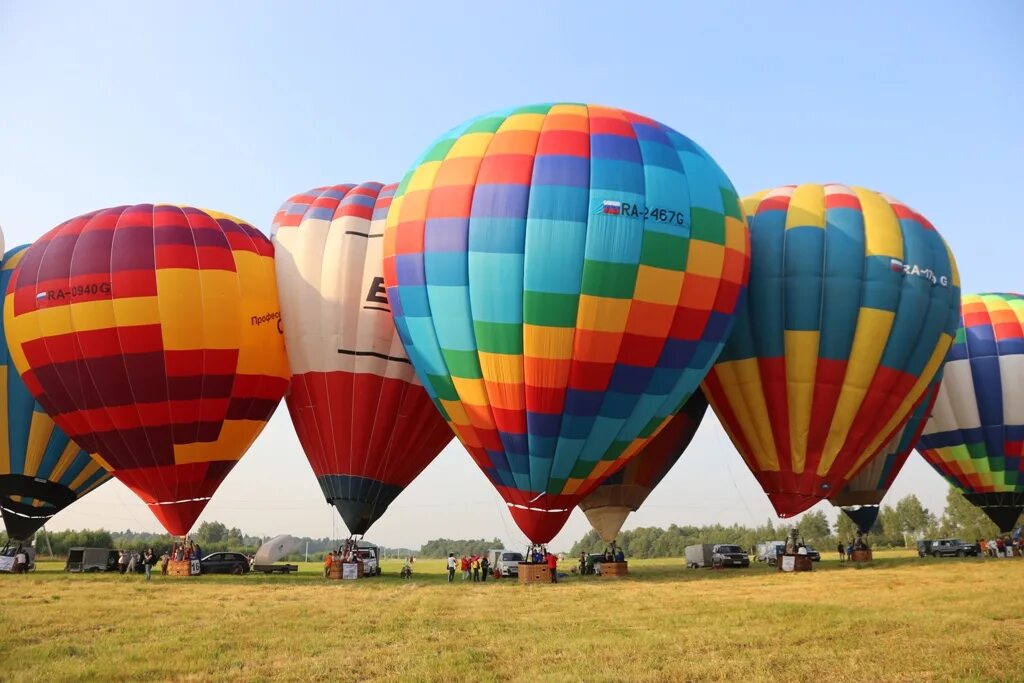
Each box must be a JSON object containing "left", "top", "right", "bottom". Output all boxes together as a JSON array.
[{"left": 5, "top": 488, "right": 1018, "bottom": 560}]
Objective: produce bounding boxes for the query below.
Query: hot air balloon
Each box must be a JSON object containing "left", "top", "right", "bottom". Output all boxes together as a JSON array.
[
  {"left": 579, "top": 391, "right": 707, "bottom": 543},
  {"left": 829, "top": 378, "right": 940, "bottom": 533},
  {"left": 3, "top": 205, "right": 290, "bottom": 536},
  {"left": 1, "top": 246, "right": 110, "bottom": 541},
  {"left": 918, "top": 293, "right": 1024, "bottom": 532},
  {"left": 272, "top": 183, "right": 453, "bottom": 536},
  {"left": 383, "top": 103, "right": 750, "bottom": 543},
  {"left": 702, "top": 184, "right": 960, "bottom": 518}
]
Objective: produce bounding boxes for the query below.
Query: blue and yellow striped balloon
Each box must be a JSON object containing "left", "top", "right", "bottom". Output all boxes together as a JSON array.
[{"left": 0, "top": 246, "right": 110, "bottom": 541}]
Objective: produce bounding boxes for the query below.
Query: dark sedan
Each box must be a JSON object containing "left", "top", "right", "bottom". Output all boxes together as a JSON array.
[{"left": 200, "top": 552, "right": 251, "bottom": 575}]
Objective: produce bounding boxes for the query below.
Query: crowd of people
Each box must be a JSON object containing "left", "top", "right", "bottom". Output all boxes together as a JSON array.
[
  {"left": 978, "top": 536, "right": 1021, "bottom": 557},
  {"left": 445, "top": 552, "right": 492, "bottom": 582}
]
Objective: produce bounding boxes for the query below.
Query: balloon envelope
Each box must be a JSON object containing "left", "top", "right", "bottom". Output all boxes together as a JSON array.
[
  {"left": 384, "top": 103, "right": 750, "bottom": 542},
  {"left": 0, "top": 246, "right": 110, "bottom": 541},
  {"left": 579, "top": 391, "right": 707, "bottom": 542},
  {"left": 272, "top": 183, "right": 453, "bottom": 536},
  {"left": 3, "top": 205, "right": 289, "bottom": 536},
  {"left": 830, "top": 378, "right": 941, "bottom": 533},
  {"left": 703, "top": 184, "right": 960, "bottom": 517},
  {"left": 919, "top": 293, "right": 1024, "bottom": 532}
]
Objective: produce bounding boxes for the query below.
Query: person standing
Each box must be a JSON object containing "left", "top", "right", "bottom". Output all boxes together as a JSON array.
[
  {"left": 460, "top": 555, "right": 470, "bottom": 581},
  {"left": 447, "top": 553, "right": 456, "bottom": 583},
  {"left": 837, "top": 543, "right": 846, "bottom": 562},
  {"left": 160, "top": 551, "right": 170, "bottom": 576},
  {"left": 472, "top": 556, "right": 480, "bottom": 582},
  {"left": 143, "top": 548, "right": 155, "bottom": 581},
  {"left": 118, "top": 550, "right": 128, "bottom": 574},
  {"left": 324, "top": 551, "right": 334, "bottom": 578},
  {"left": 127, "top": 551, "right": 137, "bottom": 574},
  {"left": 579, "top": 551, "right": 587, "bottom": 575},
  {"left": 480, "top": 555, "right": 489, "bottom": 582},
  {"left": 545, "top": 551, "right": 558, "bottom": 583},
  {"left": 14, "top": 547, "right": 28, "bottom": 573}
]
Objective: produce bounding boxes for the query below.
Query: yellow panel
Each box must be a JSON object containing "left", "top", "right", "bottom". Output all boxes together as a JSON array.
[
  {"left": 23, "top": 411, "right": 53, "bottom": 477},
  {"left": 852, "top": 187, "right": 903, "bottom": 259},
  {"left": 49, "top": 439, "right": 83, "bottom": 483},
  {"left": 710, "top": 359, "right": 780, "bottom": 472},
  {"left": 784, "top": 184, "right": 826, "bottom": 230},
  {"left": 157, "top": 269, "right": 243, "bottom": 351},
  {"left": 89, "top": 451, "right": 114, "bottom": 472},
  {"left": 448, "top": 132, "right": 494, "bottom": 159},
  {"left": 725, "top": 216, "right": 748, "bottom": 252},
  {"left": 406, "top": 162, "right": 442, "bottom": 194},
  {"left": 550, "top": 103, "right": 588, "bottom": 118},
  {"left": 785, "top": 330, "right": 820, "bottom": 473},
  {"left": 500, "top": 112, "right": 546, "bottom": 132},
  {"left": 819, "top": 307, "right": 895, "bottom": 473},
  {"left": 478, "top": 352, "right": 524, "bottom": 384},
  {"left": 0, "top": 365, "right": 7, "bottom": 474},
  {"left": 523, "top": 325, "right": 574, "bottom": 360},
  {"left": 452, "top": 376, "right": 489, "bottom": 407},
  {"left": 686, "top": 241, "right": 725, "bottom": 278},
  {"left": 440, "top": 399, "right": 470, "bottom": 427},
  {"left": 633, "top": 265, "right": 684, "bottom": 305},
  {"left": 576, "top": 295, "right": 631, "bottom": 332},
  {"left": 3, "top": 297, "right": 29, "bottom": 379},
  {"left": 23, "top": 296, "right": 161, "bottom": 342}
]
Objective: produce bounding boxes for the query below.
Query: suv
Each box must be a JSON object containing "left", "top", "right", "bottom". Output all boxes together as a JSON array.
[
  {"left": 712, "top": 544, "right": 750, "bottom": 568},
  {"left": 927, "top": 539, "right": 978, "bottom": 557},
  {"left": 803, "top": 545, "right": 821, "bottom": 562},
  {"left": 200, "top": 552, "right": 251, "bottom": 574}
]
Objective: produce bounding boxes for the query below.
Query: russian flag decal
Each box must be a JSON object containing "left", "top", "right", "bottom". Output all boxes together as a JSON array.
[{"left": 602, "top": 200, "right": 622, "bottom": 215}]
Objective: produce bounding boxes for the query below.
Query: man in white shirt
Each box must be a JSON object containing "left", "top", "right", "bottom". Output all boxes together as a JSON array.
[{"left": 446, "top": 553, "right": 456, "bottom": 583}]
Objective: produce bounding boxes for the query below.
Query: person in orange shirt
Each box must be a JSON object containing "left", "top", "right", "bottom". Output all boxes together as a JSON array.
[{"left": 324, "top": 551, "right": 334, "bottom": 578}]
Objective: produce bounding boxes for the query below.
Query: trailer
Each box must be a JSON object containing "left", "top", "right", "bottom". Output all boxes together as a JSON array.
[
  {"left": 685, "top": 544, "right": 714, "bottom": 568},
  {"left": 252, "top": 535, "right": 300, "bottom": 575},
  {"left": 65, "top": 547, "right": 118, "bottom": 573}
]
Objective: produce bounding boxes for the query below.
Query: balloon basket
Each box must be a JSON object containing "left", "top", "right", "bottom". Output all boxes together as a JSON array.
[
  {"left": 600, "top": 561, "right": 628, "bottom": 578},
  {"left": 517, "top": 563, "right": 551, "bottom": 584},
  {"left": 168, "top": 559, "right": 200, "bottom": 577},
  {"left": 329, "top": 561, "right": 364, "bottom": 581},
  {"left": 850, "top": 549, "right": 873, "bottom": 563},
  {"left": 777, "top": 554, "right": 813, "bottom": 572}
]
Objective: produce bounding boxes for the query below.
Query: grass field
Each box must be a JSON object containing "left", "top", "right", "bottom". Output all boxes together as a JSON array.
[{"left": 2, "top": 550, "right": 1022, "bottom": 682}]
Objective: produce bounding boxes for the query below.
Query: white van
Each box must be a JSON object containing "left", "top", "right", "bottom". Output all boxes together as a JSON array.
[{"left": 487, "top": 549, "right": 524, "bottom": 577}]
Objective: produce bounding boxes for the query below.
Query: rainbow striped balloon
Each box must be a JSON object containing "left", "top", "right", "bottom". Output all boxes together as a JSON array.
[
  {"left": 919, "top": 293, "right": 1024, "bottom": 532},
  {"left": 384, "top": 103, "right": 749, "bottom": 542}
]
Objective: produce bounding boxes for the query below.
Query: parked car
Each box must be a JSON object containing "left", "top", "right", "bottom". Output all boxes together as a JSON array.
[
  {"left": 65, "top": 547, "right": 119, "bottom": 573},
  {"left": 200, "top": 552, "right": 251, "bottom": 574},
  {"left": 803, "top": 545, "right": 821, "bottom": 562},
  {"left": 353, "top": 542, "right": 381, "bottom": 576},
  {"left": 925, "top": 539, "right": 978, "bottom": 557},
  {"left": 487, "top": 549, "right": 523, "bottom": 577},
  {"left": 756, "top": 541, "right": 786, "bottom": 566},
  {"left": 685, "top": 543, "right": 749, "bottom": 568},
  {"left": 0, "top": 545, "right": 36, "bottom": 572},
  {"left": 587, "top": 553, "right": 606, "bottom": 575}
]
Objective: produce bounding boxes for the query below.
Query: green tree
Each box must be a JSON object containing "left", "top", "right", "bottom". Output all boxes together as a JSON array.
[
  {"left": 894, "top": 495, "right": 935, "bottom": 538},
  {"left": 195, "top": 521, "right": 228, "bottom": 544},
  {"left": 797, "top": 510, "right": 831, "bottom": 545}
]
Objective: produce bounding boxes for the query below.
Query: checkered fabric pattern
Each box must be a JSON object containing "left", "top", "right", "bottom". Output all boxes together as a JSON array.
[
  {"left": 702, "top": 184, "right": 961, "bottom": 517},
  {"left": 383, "top": 103, "right": 749, "bottom": 542},
  {"left": 3, "top": 205, "right": 290, "bottom": 536}
]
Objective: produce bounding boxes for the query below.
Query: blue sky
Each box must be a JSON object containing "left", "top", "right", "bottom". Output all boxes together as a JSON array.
[{"left": 1, "top": 3, "right": 1020, "bottom": 549}]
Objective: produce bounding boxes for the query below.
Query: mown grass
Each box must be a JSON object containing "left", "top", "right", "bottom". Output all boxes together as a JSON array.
[{"left": 2, "top": 550, "right": 1021, "bottom": 682}]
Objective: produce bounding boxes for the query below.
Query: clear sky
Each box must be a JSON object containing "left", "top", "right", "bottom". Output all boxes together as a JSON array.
[{"left": 1, "top": 3, "right": 1021, "bottom": 551}]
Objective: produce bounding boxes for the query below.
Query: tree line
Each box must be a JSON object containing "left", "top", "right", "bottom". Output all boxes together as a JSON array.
[
  {"left": 5, "top": 488, "right": 1019, "bottom": 560},
  {"left": 569, "top": 489, "right": 1022, "bottom": 559}
]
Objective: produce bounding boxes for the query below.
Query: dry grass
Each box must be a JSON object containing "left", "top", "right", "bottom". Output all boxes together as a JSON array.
[{"left": 2, "top": 551, "right": 1021, "bottom": 682}]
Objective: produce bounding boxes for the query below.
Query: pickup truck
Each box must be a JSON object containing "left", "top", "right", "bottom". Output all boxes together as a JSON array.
[{"left": 923, "top": 538, "right": 978, "bottom": 557}]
